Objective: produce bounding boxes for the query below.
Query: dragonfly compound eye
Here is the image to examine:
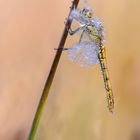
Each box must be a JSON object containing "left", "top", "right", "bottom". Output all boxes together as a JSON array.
[{"left": 82, "top": 8, "right": 92, "bottom": 18}]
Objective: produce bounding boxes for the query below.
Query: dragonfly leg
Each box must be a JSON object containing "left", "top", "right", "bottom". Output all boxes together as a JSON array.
[
  {"left": 79, "top": 31, "right": 85, "bottom": 44},
  {"left": 67, "top": 26, "right": 82, "bottom": 35},
  {"left": 54, "top": 48, "right": 69, "bottom": 51}
]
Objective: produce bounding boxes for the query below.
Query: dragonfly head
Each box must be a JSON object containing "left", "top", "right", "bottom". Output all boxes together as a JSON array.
[{"left": 81, "top": 8, "right": 93, "bottom": 19}]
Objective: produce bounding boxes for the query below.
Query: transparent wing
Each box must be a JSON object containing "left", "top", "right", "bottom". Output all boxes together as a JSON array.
[
  {"left": 67, "top": 41, "right": 99, "bottom": 67},
  {"left": 70, "top": 8, "right": 80, "bottom": 21},
  {"left": 91, "top": 17, "right": 105, "bottom": 41}
]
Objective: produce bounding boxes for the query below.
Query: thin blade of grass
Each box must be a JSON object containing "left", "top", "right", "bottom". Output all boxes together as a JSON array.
[{"left": 28, "top": 0, "right": 80, "bottom": 140}]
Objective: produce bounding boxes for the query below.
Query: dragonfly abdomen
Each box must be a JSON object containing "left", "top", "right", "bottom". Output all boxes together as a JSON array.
[{"left": 98, "top": 46, "right": 114, "bottom": 112}]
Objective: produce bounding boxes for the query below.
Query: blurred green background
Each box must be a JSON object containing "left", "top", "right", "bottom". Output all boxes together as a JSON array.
[{"left": 0, "top": 0, "right": 140, "bottom": 139}]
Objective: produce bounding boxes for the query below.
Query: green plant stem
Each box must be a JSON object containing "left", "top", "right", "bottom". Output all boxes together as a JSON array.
[{"left": 28, "top": 0, "right": 80, "bottom": 139}]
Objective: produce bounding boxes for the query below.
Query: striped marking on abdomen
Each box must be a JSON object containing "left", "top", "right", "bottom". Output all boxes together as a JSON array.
[{"left": 98, "top": 46, "right": 114, "bottom": 113}]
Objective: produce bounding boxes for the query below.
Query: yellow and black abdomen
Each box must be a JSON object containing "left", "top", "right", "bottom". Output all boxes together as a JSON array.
[
  {"left": 86, "top": 24, "right": 114, "bottom": 112},
  {"left": 98, "top": 46, "right": 114, "bottom": 112}
]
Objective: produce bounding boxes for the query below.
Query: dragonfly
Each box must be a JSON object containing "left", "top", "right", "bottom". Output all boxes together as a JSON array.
[{"left": 62, "top": 6, "right": 114, "bottom": 112}]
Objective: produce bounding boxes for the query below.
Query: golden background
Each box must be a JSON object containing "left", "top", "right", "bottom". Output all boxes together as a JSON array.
[{"left": 0, "top": 0, "right": 140, "bottom": 139}]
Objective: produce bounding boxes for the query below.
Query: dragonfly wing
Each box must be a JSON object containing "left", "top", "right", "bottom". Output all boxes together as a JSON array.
[
  {"left": 83, "top": 41, "right": 99, "bottom": 65},
  {"left": 67, "top": 41, "right": 99, "bottom": 67}
]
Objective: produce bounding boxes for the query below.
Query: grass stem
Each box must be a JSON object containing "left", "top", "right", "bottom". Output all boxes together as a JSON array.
[{"left": 28, "top": 0, "right": 80, "bottom": 139}]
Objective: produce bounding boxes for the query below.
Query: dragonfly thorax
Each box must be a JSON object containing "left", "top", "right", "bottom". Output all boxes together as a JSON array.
[{"left": 85, "top": 24, "right": 103, "bottom": 46}]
